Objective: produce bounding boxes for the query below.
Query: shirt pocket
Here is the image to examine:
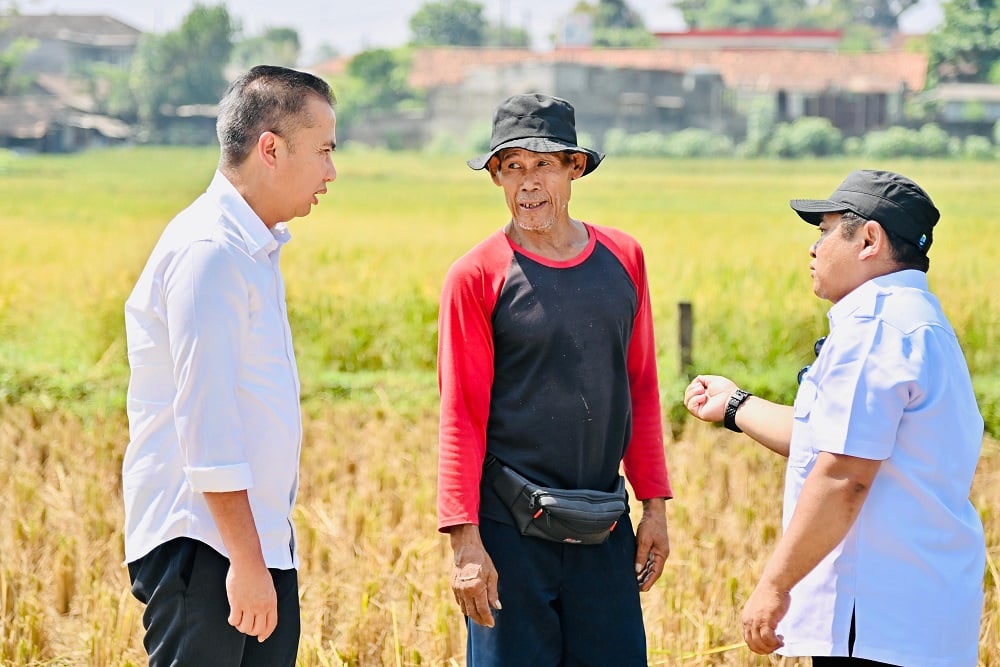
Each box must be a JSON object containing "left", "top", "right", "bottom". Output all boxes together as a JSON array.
[{"left": 789, "top": 379, "right": 818, "bottom": 469}]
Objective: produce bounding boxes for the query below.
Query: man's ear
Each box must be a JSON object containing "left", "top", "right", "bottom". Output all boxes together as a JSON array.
[
  {"left": 258, "top": 131, "right": 280, "bottom": 169},
  {"left": 488, "top": 156, "right": 502, "bottom": 186},
  {"left": 569, "top": 152, "right": 587, "bottom": 179},
  {"left": 859, "top": 220, "right": 884, "bottom": 260}
]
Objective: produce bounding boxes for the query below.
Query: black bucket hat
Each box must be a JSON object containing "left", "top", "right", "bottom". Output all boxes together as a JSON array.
[
  {"left": 467, "top": 93, "right": 604, "bottom": 176},
  {"left": 790, "top": 169, "right": 939, "bottom": 253}
]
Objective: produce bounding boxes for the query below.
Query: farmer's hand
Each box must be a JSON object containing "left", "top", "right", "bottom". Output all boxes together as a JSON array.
[{"left": 448, "top": 524, "right": 501, "bottom": 627}]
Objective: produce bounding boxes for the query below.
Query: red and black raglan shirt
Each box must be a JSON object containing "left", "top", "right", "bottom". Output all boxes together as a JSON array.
[{"left": 437, "top": 223, "right": 672, "bottom": 531}]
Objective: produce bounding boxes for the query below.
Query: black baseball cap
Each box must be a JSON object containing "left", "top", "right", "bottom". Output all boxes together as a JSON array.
[
  {"left": 467, "top": 93, "right": 604, "bottom": 177},
  {"left": 790, "top": 169, "right": 939, "bottom": 253}
]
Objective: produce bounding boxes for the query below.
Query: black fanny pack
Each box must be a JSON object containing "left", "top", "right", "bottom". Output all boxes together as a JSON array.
[{"left": 484, "top": 456, "right": 628, "bottom": 545}]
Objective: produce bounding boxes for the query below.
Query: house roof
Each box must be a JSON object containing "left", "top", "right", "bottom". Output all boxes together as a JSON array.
[
  {"left": 403, "top": 47, "right": 929, "bottom": 95},
  {"left": 0, "top": 97, "right": 57, "bottom": 139},
  {"left": 408, "top": 48, "right": 539, "bottom": 88},
  {"left": 0, "top": 96, "right": 131, "bottom": 139},
  {"left": 0, "top": 14, "right": 141, "bottom": 47},
  {"left": 306, "top": 55, "right": 351, "bottom": 78}
]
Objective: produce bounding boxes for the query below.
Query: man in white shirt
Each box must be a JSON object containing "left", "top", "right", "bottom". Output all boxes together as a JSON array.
[
  {"left": 123, "top": 65, "right": 337, "bottom": 666},
  {"left": 683, "top": 170, "right": 985, "bottom": 667}
]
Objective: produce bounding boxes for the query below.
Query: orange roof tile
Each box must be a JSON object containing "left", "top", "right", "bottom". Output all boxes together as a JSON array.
[{"left": 406, "top": 47, "right": 928, "bottom": 94}]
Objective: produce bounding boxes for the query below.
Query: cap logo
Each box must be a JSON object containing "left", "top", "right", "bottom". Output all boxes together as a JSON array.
[{"left": 918, "top": 233, "right": 928, "bottom": 248}]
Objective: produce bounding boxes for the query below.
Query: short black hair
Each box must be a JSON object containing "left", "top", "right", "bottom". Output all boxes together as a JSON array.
[{"left": 216, "top": 65, "right": 335, "bottom": 168}]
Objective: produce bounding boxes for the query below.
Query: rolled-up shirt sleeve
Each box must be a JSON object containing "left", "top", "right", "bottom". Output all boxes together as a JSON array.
[{"left": 164, "top": 240, "right": 255, "bottom": 492}]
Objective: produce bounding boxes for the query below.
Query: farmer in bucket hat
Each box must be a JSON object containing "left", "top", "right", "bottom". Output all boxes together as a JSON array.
[
  {"left": 684, "top": 170, "right": 985, "bottom": 666},
  {"left": 437, "top": 92, "right": 672, "bottom": 665}
]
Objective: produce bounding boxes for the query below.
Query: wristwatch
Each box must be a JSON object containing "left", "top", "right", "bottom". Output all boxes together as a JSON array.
[{"left": 724, "top": 389, "right": 753, "bottom": 433}]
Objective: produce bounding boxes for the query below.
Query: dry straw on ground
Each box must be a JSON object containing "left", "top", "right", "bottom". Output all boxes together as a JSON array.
[{"left": 1, "top": 402, "right": 997, "bottom": 666}]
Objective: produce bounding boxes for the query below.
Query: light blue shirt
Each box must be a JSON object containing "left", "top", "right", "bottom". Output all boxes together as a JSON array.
[
  {"left": 123, "top": 170, "right": 302, "bottom": 569},
  {"left": 780, "top": 270, "right": 984, "bottom": 666}
]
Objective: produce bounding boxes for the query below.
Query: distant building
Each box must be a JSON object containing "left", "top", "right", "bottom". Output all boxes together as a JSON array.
[
  {"left": 0, "top": 14, "right": 140, "bottom": 75},
  {"left": 421, "top": 54, "right": 732, "bottom": 148},
  {"left": 920, "top": 83, "right": 1000, "bottom": 137},
  {"left": 373, "top": 45, "right": 928, "bottom": 148},
  {"left": 0, "top": 13, "right": 140, "bottom": 151}
]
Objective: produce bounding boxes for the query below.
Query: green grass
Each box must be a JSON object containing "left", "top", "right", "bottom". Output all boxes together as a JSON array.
[{"left": 1, "top": 147, "right": 997, "bottom": 433}]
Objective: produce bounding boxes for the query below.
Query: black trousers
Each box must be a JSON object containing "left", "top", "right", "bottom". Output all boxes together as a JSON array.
[
  {"left": 128, "top": 537, "right": 300, "bottom": 667},
  {"left": 466, "top": 516, "right": 646, "bottom": 666},
  {"left": 811, "top": 610, "right": 898, "bottom": 667}
]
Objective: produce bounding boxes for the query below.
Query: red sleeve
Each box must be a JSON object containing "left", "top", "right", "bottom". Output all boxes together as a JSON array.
[
  {"left": 436, "top": 231, "right": 511, "bottom": 531},
  {"left": 592, "top": 225, "right": 672, "bottom": 501}
]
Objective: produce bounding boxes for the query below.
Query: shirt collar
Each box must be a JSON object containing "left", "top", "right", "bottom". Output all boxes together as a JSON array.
[
  {"left": 827, "top": 269, "right": 928, "bottom": 327},
  {"left": 207, "top": 170, "right": 291, "bottom": 256}
]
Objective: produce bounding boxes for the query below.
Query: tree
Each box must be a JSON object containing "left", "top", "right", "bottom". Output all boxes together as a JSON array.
[
  {"left": 0, "top": 36, "right": 34, "bottom": 95},
  {"left": 593, "top": 0, "right": 646, "bottom": 29},
  {"left": 231, "top": 27, "right": 301, "bottom": 69},
  {"left": 130, "top": 4, "right": 236, "bottom": 134},
  {"left": 346, "top": 48, "right": 416, "bottom": 109},
  {"left": 676, "top": 0, "right": 806, "bottom": 29},
  {"left": 484, "top": 24, "right": 531, "bottom": 47},
  {"left": 565, "top": 0, "right": 656, "bottom": 47},
  {"left": 592, "top": 0, "right": 656, "bottom": 46},
  {"left": 676, "top": 0, "right": 919, "bottom": 35},
  {"left": 409, "top": 0, "right": 486, "bottom": 46},
  {"left": 83, "top": 62, "right": 137, "bottom": 120},
  {"left": 927, "top": 0, "right": 1000, "bottom": 83}
]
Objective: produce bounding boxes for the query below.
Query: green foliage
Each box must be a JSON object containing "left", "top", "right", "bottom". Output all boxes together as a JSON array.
[
  {"left": 663, "top": 128, "right": 735, "bottom": 157},
  {"left": 593, "top": 0, "right": 647, "bottom": 29},
  {"left": 927, "top": 0, "right": 1000, "bottom": 83},
  {"left": 676, "top": 0, "right": 917, "bottom": 33},
  {"left": 346, "top": 48, "right": 416, "bottom": 109},
  {"left": 677, "top": 0, "right": 803, "bottom": 28},
  {"left": 331, "top": 47, "right": 422, "bottom": 136},
  {"left": 600, "top": 119, "right": 997, "bottom": 161},
  {"left": 604, "top": 129, "right": 668, "bottom": 156},
  {"left": 0, "top": 36, "right": 35, "bottom": 95},
  {"left": 230, "top": 26, "right": 301, "bottom": 68},
  {"left": 0, "top": 147, "right": 16, "bottom": 172},
  {"left": 81, "top": 62, "right": 138, "bottom": 120},
  {"left": 130, "top": 4, "right": 236, "bottom": 135},
  {"left": 742, "top": 97, "right": 779, "bottom": 157},
  {"left": 409, "top": 0, "right": 486, "bottom": 46},
  {"left": 422, "top": 120, "right": 491, "bottom": 156},
  {"left": 483, "top": 24, "right": 531, "bottom": 47},
  {"left": 588, "top": 0, "right": 656, "bottom": 46},
  {"left": 592, "top": 27, "right": 657, "bottom": 47},
  {"left": 852, "top": 123, "right": 958, "bottom": 158},
  {"left": 962, "top": 134, "right": 996, "bottom": 159},
  {"left": 766, "top": 117, "right": 843, "bottom": 157}
]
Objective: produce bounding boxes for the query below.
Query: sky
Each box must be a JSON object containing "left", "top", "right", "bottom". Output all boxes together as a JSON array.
[{"left": 14, "top": 0, "right": 945, "bottom": 64}]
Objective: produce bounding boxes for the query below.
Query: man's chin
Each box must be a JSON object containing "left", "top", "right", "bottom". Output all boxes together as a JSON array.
[{"left": 512, "top": 217, "right": 555, "bottom": 233}]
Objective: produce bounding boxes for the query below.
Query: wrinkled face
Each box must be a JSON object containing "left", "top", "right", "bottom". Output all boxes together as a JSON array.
[
  {"left": 273, "top": 95, "right": 338, "bottom": 222},
  {"left": 489, "top": 148, "right": 586, "bottom": 232},
  {"left": 810, "top": 212, "right": 866, "bottom": 303}
]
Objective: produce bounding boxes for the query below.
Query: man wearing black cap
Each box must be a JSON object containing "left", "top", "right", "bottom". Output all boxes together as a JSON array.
[
  {"left": 437, "top": 93, "right": 672, "bottom": 665},
  {"left": 684, "top": 170, "right": 985, "bottom": 666}
]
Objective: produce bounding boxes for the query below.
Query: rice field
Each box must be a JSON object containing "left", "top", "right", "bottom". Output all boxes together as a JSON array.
[{"left": 0, "top": 147, "right": 996, "bottom": 665}]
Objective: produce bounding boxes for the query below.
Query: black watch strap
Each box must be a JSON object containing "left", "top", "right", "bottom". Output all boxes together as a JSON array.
[{"left": 724, "top": 389, "right": 753, "bottom": 433}]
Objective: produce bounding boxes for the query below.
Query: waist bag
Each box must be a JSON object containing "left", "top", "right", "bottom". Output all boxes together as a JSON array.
[{"left": 484, "top": 455, "right": 628, "bottom": 545}]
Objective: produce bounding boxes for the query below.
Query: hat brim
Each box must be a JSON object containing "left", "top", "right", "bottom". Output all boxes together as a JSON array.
[
  {"left": 789, "top": 198, "right": 852, "bottom": 225},
  {"left": 467, "top": 137, "right": 604, "bottom": 177}
]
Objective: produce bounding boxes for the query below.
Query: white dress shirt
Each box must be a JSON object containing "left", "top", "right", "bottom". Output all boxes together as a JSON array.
[
  {"left": 123, "top": 170, "right": 302, "bottom": 569},
  {"left": 779, "top": 270, "right": 985, "bottom": 666}
]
